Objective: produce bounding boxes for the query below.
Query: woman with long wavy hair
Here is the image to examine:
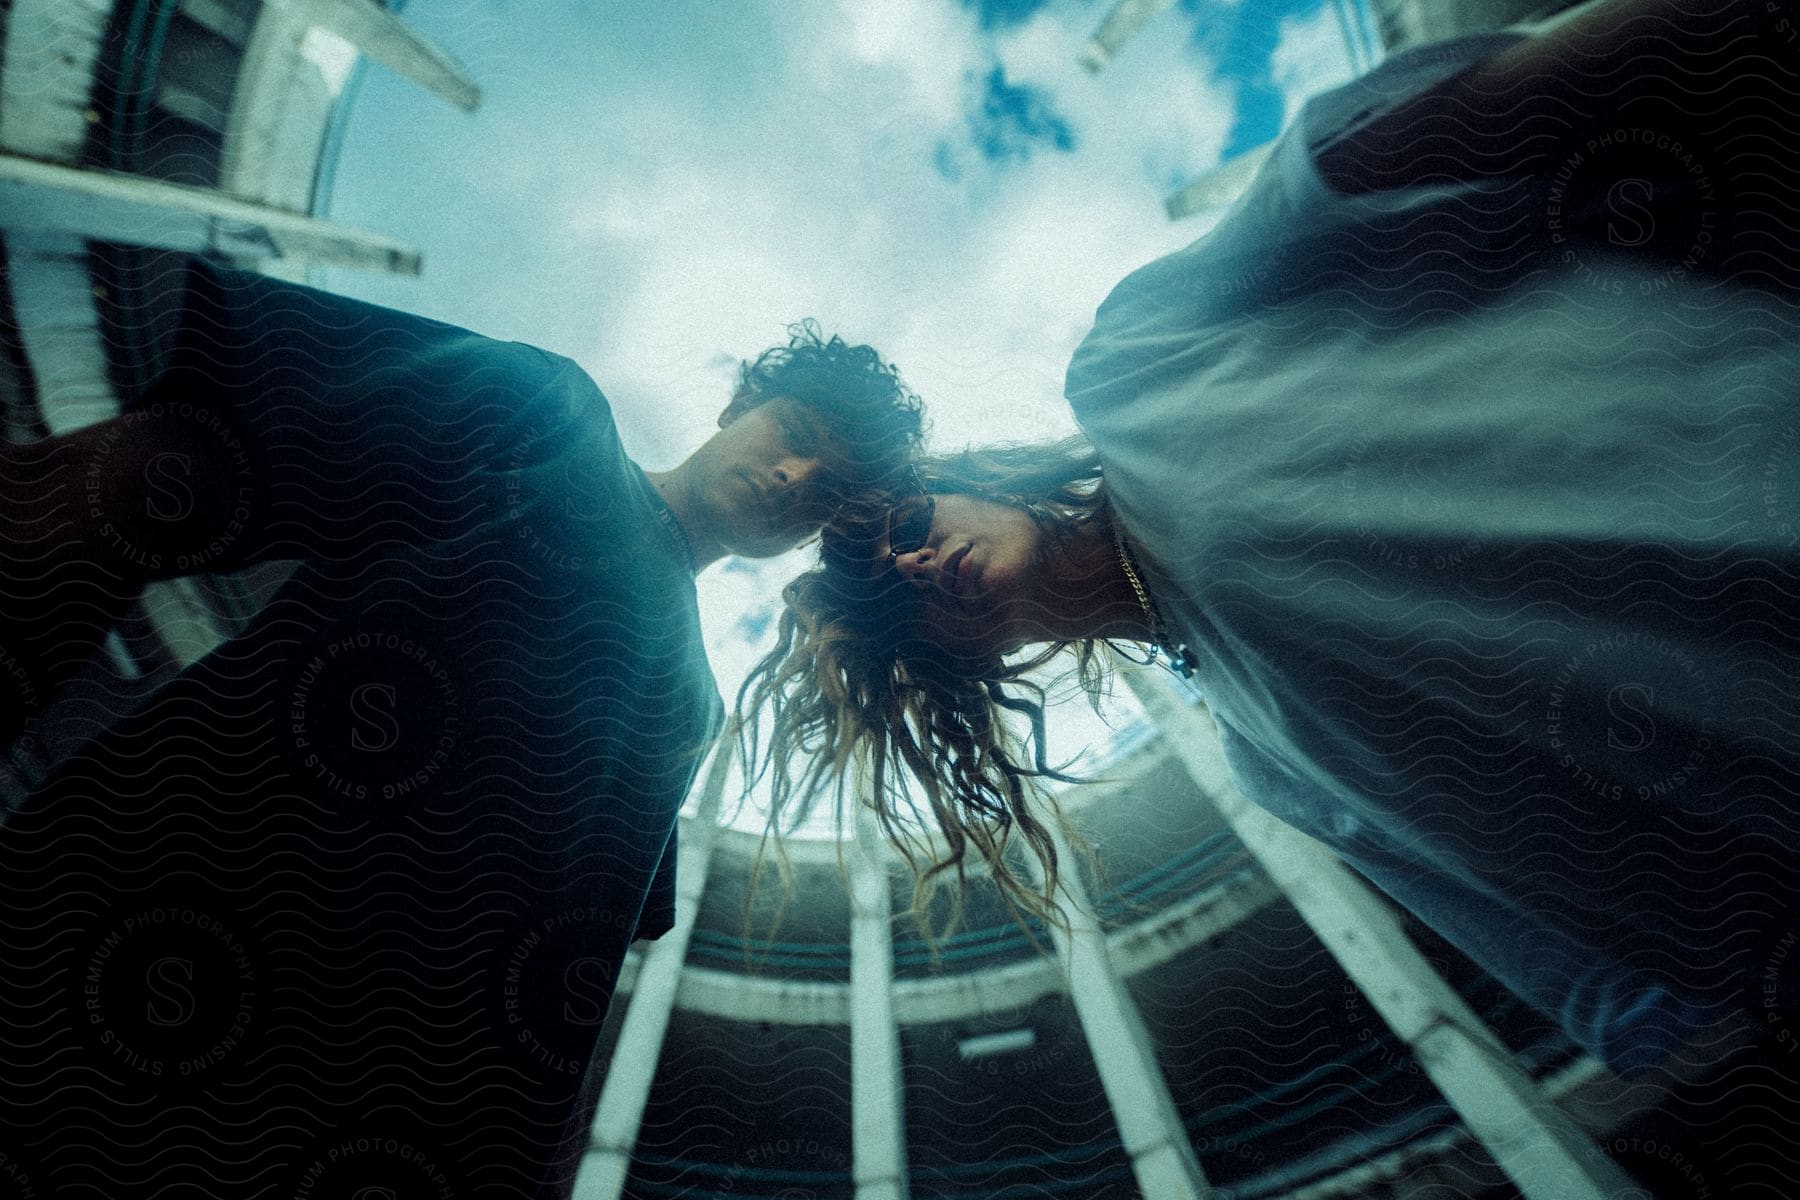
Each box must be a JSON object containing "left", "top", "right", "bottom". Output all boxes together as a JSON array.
[
  {"left": 741, "top": 0, "right": 1800, "bottom": 1081},
  {"left": 737, "top": 439, "right": 1140, "bottom": 936}
]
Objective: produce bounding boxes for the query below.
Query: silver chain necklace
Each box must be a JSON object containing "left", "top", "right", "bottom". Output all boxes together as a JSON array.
[{"left": 1111, "top": 519, "right": 1195, "bottom": 678}]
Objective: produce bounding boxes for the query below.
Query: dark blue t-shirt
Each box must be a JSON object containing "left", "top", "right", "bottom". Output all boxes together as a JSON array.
[{"left": 0, "top": 262, "right": 723, "bottom": 1197}]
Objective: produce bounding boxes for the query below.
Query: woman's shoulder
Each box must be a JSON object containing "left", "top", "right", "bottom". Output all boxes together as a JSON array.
[{"left": 1065, "top": 32, "right": 1535, "bottom": 421}]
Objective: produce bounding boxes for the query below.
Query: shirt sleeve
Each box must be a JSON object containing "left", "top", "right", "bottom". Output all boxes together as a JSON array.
[
  {"left": 1211, "top": 715, "right": 1713, "bottom": 1078},
  {"left": 145, "top": 257, "right": 601, "bottom": 571},
  {"left": 1065, "top": 32, "right": 1527, "bottom": 416}
]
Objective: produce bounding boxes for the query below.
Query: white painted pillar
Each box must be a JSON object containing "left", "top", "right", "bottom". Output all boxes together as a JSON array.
[
  {"left": 849, "top": 801, "right": 910, "bottom": 1200},
  {"left": 1025, "top": 817, "right": 1212, "bottom": 1199},
  {"left": 264, "top": 0, "right": 480, "bottom": 111},
  {"left": 0, "top": 0, "right": 113, "bottom": 162},
  {"left": 1078, "top": 0, "right": 1179, "bottom": 74},
  {"left": 0, "top": 152, "right": 420, "bottom": 273},
  {"left": 141, "top": 578, "right": 227, "bottom": 669},
  {"left": 1125, "top": 669, "right": 1648, "bottom": 1200},
  {"left": 1163, "top": 144, "right": 1275, "bottom": 221},
  {"left": 572, "top": 728, "right": 732, "bottom": 1200}
]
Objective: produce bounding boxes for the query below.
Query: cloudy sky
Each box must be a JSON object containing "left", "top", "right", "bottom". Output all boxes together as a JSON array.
[{"left": 319, "top": 0, "right": 1374, "bottom": 832}]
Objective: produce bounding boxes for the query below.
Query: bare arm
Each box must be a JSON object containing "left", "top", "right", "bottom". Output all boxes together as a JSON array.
[{"left": 1315, "top": 0, "right": 1796, "bottom": 195}]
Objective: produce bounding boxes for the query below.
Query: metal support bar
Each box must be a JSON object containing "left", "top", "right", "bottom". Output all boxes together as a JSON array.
[
  {"left": 142, "top": 578, "right": 228, "bottom": 669},
  {"left": 1078, "top": 0, "right": 1178, "bottom": 74},
  {"left": 0, "top": 152, "right": 421, "bottom": 273},
  {"left": 180, "top": 0, "right": 256, "bottom": 46},
  {"left": 0, "top": 0, "right": 112, "bottom": 162},
  {"left": 850, "top": 800, "right": 910, "bottom": 1200},
  {"left": 265, "top": 0, "right": 479, "bottom": 111},
  {"left": 573, "top": 730, "right": 732, "bottom": 1200},
  {"left": 1026, "top": 817, "right": 1212, "bottom": 1199},
  {"left": 1163, "top": 143, "right": 1275, "bottom": 221},
  {"left": 1124, "top": 669, "right": 1645, "bottom": 1200}
]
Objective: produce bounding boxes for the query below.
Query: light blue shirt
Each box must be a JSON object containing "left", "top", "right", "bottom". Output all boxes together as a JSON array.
[{"left": 1068, "top": 35, "right": 1800, "bottom": 1076}]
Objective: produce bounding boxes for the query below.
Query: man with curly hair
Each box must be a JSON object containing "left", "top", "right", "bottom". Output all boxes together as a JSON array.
[{"left": 0, "top": 259, "right": 923, "bottom": 1198}]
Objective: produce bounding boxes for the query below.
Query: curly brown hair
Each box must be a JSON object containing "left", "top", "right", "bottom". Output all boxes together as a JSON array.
[
  {"left": 735, "top": 435, "right": 1133, "bottom": 941},
  {"left": 735, "top": 320, "right": 926, "bottom": 501}
]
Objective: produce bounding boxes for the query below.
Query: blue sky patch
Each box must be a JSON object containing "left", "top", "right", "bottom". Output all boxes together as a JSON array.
[
  {"left": 932, "top": 140, "right": 964, "bottom": 183},
  {"left": 1179, "top": 0, "right": 1330, "bottom": 160},
  {"left": 960, "top": 0, "right": 1060, "bottom": 31},
  {"left": 970, "top": 65, "right": 1076, "bottom": 164}
]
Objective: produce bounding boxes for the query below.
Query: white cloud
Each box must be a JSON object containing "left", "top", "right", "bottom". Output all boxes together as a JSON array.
[
  {"left": 300, "top": 28, "right": 359, "bottom": 96},
  {"left": 824, "top": 0, "right": 985, "bottom": 128},
  {"left": 324, "top": 0, "right": 1364, "bottom": 835},
  {"left": 1270, "top": 1, "right": 1358, "bottom": 130}
]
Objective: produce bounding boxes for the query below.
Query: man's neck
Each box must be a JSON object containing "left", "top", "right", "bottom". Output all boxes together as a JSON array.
[{"left": 644, "top": 465, "right": 727, "bottom": 573}]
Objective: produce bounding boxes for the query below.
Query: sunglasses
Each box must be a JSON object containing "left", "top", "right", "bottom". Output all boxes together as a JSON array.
[{"left": 885, "top": 467, "right": 936, "bottom": 562}]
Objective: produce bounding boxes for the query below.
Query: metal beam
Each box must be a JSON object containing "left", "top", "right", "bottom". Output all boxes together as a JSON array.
[
  {"left": 1124, "top": 669, "right": 1645, "bottom": 1200},
  {"left": 219, "top": 4, "right": 338, "bottom": 210},
  {"left": 5, "top": 230, "right": 116, "bottom": 435},
  {"left": 646, "top": 863, "right": 1282, "bottom": 1027},
  {"left": 1078, "top": 0, "right": 1178, "bottom": 74},
  {"left": 1163, "top": 143, "right": 1275, "bottom": 221},
  {"left": 142, "top": 578, "right": 228, "bottom": 669},
  {"left": 0, "top": 152, "right": 421, "bottom": 273},
  {"left": 573, "top": 730, "right": 733, "bottom": 1200},
  {"left": 265, "top": 0, "right": 480, "bottom": 111},
  {"left": 849, "top": 803, "right": 910, "bottom": 1200},
  {"left": 1028, "top": 818, "right": 1212, "bottom": 1198}
]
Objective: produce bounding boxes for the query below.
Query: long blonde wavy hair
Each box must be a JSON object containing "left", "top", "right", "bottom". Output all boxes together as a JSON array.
[{"left": 735, "top": 435, "right": 1132, "bottom": 942}]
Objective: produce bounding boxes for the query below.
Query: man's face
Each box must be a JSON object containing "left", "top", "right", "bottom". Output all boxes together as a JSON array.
[{"left": 690, "top": 393, "right": 851, "bottom": 559}]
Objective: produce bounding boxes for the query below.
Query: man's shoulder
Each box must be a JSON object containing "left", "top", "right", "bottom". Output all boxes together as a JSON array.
[
  {"left": 495, "top": 344, "right": 612, "bottom": 417},
  {"left": 472, "top": 345, "right": 630, "bottom": 477}
]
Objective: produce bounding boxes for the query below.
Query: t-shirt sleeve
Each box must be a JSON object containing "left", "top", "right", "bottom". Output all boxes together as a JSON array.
[{"left": 149, "top": 258, "right": 604, "bottom": 569}]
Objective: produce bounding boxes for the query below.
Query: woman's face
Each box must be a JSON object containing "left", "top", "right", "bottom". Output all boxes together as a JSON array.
[{"left": 879, "top": 492, "right": 1044, "bottom": 659}]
